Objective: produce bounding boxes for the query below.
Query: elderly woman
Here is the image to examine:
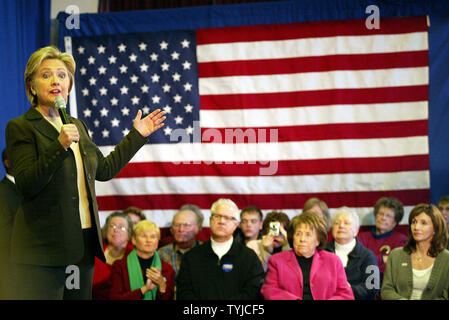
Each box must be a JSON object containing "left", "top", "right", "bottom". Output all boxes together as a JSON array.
[
  {"left": 246, "top": 211, "right": 291, "bottom": 271},
  {"left": 381, "top": 204, "right": 449, "bottom": 300},
  {"left": 261, "top": 211, "right": 354, "bottom": 300},
  {"left": 92, "top": 211, "right": 134, "bottom": 300},
  {"left": 325, "top": 207, "right": 379, "bottom": 300},
  {"left": 109, "top": 220, "right": 175, "bottom": 300},
  {"left": 303, "top": 198, "right": 331, "bottom": 231},
  {"left": 358, "top": 197, "right": 407, "bottom": 275},
  {"left": 5, "top": 46, "right": 165, "bottom": 299}
]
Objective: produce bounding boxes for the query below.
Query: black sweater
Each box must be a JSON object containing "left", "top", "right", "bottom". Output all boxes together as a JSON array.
[{"left": 176, "top": 239, "right": 264, "bottom": 300}]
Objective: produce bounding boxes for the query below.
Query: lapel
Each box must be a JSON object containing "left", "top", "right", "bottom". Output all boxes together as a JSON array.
[
  {"left": 25, "top": 107, "right": 60, "bottom": 141},
  {"left": 309, "top": 249, "right": 322, "bottom": 282},
  {"left": 285, "top": 250, "right": 303, "bottom": 284}
]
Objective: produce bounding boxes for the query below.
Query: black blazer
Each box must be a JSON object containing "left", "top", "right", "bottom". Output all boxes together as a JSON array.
[
  {"left": 326, "top": 238, "right": 380, "bottom": 300},
  {"left": 5, "top": 107, "right": 147, "bottom": 266},
  {"left": 0, "top": 177, "right": 22, "bottom": 255}
]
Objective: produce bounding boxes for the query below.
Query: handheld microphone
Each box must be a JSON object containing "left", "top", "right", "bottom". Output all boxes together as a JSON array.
[{"left": 54, "top": 95, "right": 71, "bottom": 124}]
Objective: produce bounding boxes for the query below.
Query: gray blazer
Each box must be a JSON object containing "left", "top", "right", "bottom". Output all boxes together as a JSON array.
[
  {"left": 5, "top": 107, "right": 147, "bottom": 266},
  {"left": 381, "top": 247, "right": 449, "bottom": 300}
]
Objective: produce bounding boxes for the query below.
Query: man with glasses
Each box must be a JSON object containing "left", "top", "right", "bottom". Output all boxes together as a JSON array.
[
  {"left": 158, "top": 204, "right": 204, "bottom": 275},
  {"left": 176, "top": 198, "right": 264, "bottom": 300}
]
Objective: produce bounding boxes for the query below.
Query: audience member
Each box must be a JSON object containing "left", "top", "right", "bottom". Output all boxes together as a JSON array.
[
  {"left": 261, "top": 211, "right": 354, "bottom": 300},
  {"left": 123, "top": 206, "right": 146, "bottom": 226},
  {"left": 303, "top": 197, "right": 331, "bottom": 230},
  {"left": 381, "top": 204, "right": 449, "bottom": 300},
  {"left": 325, "top": 207, "right": 379, "bottom": 300},
  {"left": 237, "top": 206, "right": 263, "bottom": 244},
  {"left": 246, "top": 211, "right": 290, "bottom": 271},
  {"left": 358, "top": 197, "right": 407, "bottom": 275},
  {"left": 158, "top": 204, "right": 204, "bottom": 275},
  {"left": 176, "top": 198, "right": 264, "bottom": 300},
  {"left": 109, "top": 220, "right": 175, "bottom": 300},
  {"left": 92, "top": 211, "right": 134, "bottom": 300},
  {"left": 0, "top": 149, "right": 23, "bottom": 299}
]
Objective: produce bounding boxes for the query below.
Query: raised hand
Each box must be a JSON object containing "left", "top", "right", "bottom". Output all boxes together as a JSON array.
[{"left": 133, "top": 109, "right": 166, "bottom": 138}]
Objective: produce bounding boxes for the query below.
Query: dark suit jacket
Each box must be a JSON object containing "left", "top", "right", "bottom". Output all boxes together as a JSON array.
[
  {"left": 5, "top": 107, "right": 148, "bottom": 266},
  {"left": 0, "top": 177, "right": 22, "bottom": 255}
]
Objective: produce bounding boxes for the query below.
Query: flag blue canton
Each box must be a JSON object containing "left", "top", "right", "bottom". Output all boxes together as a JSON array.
[{"left": 71, "top": 30, "right": 199, "bottom": 145}]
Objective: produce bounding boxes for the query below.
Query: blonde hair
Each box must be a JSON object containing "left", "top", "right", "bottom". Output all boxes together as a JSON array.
[
  {"left": 132, "top": 220, "right": 160, "bottom": 240},
  {"left": 24, "top": 46, "right": 76, "bottom": 106}
]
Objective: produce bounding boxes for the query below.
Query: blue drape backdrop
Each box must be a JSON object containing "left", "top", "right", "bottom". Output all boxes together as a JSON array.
[{"left": 0, "top": 0, "right": 50, "bottom": 176}]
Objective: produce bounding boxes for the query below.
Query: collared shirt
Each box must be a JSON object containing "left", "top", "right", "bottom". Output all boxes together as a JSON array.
[
  {"left": 158, "top": 240, "right": 201, "bottom": 275},
  {"left": 5, "top": 173, "right": 15, "bottom": 184}
]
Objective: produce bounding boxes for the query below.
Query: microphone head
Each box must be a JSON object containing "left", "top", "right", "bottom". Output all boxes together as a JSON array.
[{"left": 54, "top": 95, "right": 66, "bottom": 109}]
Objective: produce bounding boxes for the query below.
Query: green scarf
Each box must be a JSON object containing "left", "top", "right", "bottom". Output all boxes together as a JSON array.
[{"left": 127, "top": 248, "right": 162, "bottom": 300}]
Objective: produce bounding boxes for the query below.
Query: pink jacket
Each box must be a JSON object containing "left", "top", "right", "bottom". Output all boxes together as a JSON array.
[{"left": 261, "top": 249, "right": 354, "bottom": 300}]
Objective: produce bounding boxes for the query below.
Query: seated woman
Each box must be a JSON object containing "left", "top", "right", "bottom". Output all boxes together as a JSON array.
[
  {"left": 109, "top": 220, "right": 175, "bottom": 300},
  {"left": 92, "top": 211, "right": 134, "bottom": 300},
  {"left": 261, "top": 211, "right": 354, "bottom": 300},
  {"left": 358, "top": 197, "right": 407, "bottom": 276},
  {"left": 326, "top": 207, "right": 379, "bottom": 300},
  {"left": 246, "top": 211, "right": 290, "bottom": 271},
  {"left": 303, "top": 198, "right": 331, "bottom": 231},
  {"left": 381, "top": 204, "right": 449, "bottom": 300}
]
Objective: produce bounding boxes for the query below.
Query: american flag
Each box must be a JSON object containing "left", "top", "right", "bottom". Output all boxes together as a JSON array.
[{"left": 69, "top": 15, "right": 429, "bottom": 227}]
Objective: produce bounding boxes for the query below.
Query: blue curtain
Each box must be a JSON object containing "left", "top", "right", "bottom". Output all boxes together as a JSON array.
[{"left": 0, "top": 0, "right": 50, "bottom": 176}]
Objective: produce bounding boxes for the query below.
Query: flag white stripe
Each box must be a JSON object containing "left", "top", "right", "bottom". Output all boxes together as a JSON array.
[
  {"left": 98, "top": 206, "right": 415, "bottom": 228},
  {"left": 197, "top": 32, "right": 428, "bottom": 62},
  {"left": 99, "top": 136, "right": 429, "bottom": 163},
  {"left": 200, "top": 101, "right": 428, "bottom": 128},
  {"left": 95, "top": 170, "right": 429, "bottom": 196},
  {"left": 198, "top": 67, "right": 428, "bottom": 95}
]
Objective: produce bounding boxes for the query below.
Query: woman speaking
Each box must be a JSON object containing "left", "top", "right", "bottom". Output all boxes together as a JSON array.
[{"left": 5, "top": 46, "right": 165, "bottom": 299}]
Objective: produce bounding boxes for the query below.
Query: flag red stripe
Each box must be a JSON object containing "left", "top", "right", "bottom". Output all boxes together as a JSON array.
[
  {"left": 97, "top": 189, "right": 430, "bottom": 210},
  {"left": 200, "top": 85, "right": 428, "bottom": 110},
  {"left": 198, "top": 51, "right": 428, "bottom": 78},
  {"left": 200, "top": 120, "right": 428, "bottom": 143},
  {"left": 117, "top": 155, "right": 429, "bottom": 178},
  {"left": 196, "top": 16, "right": 427, "bottom": 44}
]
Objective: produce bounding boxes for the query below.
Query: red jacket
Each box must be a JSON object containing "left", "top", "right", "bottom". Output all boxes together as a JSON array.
[
  {"left": 261, "top": 249, "right": 354, "bottom": 300},
  {"left": 109, "top": 252, "right": 175, "bottom": 300},
  {"left": 92, "top": 242, "right": 134, "bottom": 300}
]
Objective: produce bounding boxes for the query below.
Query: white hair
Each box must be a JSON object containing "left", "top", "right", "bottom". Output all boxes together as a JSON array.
[
  {"left": 332, "top": 206, "right": 360, "bottom": 231},
  {"left": 210, "top": 198, "right": 240, "bottom": 221}
]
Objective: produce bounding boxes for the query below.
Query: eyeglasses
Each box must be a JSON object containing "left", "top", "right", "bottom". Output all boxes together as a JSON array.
[
  {"left": 110, "top": 224, "right": 128, "bottom": 232},
  {"left": 173, "top": 222, "right": 194, "bottom": 229},
  {"left": 211, "top": 214, "right": 238, "bottom": 222},
  {"left": 439, "top": 206, "right": 449, "bottom": 212}
]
